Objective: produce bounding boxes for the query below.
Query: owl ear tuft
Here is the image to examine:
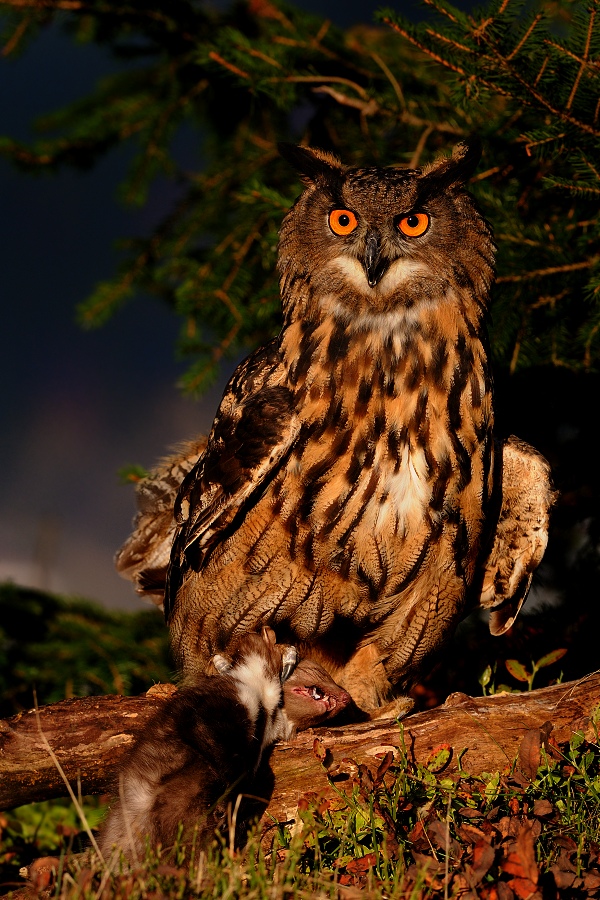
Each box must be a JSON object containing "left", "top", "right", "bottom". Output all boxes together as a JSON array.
[
  {"left": 419, "top": 138, "right": 482, "bottom": 197},
  {"left": 450, "top": 138, "right": 482, "bottom": 182},
  {"left": 278, "top": 142, "right": 344, "bottom": 186}
]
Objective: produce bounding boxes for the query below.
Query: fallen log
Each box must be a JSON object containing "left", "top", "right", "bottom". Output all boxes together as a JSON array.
[
  {"left": 0, "top": 693, "right": 166, "bottom": 810},
  {"left": 1, "top": 673, "right": 598, "bottom": 814}
]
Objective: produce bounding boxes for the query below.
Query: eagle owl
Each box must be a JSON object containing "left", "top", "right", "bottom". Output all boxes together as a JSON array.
[{"left": 121, "top": 142, "right": 554, "bottom": 714}]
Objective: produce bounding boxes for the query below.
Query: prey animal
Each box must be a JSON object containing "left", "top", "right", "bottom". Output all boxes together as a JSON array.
[
  {"left": 130, "top": 142, "right": 554, "bottom": 715},
  {"left": 99, "top": 628, "right": 349, "bottom": 862}
]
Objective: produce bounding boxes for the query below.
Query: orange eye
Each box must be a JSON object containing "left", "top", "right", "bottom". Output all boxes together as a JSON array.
[
  {"left": 397, "top": 212, "right": 430, "bottom": 237},
  {"left": 329, "top": 209, "right": 358, "bottom": 236}
]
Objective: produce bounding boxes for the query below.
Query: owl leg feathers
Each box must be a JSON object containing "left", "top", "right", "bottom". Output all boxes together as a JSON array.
[
  {"left": 332, "top": 642, "right": 394, "bottom": 710},
  {"left": 335, "top": 642, "right": 416, "bottom": 719}
]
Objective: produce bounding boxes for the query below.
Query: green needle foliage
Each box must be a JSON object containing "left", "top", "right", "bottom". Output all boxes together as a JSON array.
[
  {"left": 1, "top": 0, "right": 599, "bottom": 389},
  {"left": 379, "top": 0, "right": 600, "bottom": 372},
  {"left": 0, "top": 583, "right": 172, "bottom": 717}
]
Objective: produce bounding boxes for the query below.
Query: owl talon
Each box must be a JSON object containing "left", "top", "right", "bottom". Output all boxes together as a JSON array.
[
  {"left": 281, "top": 645, "right": 299, "bottom": 682},
  {"left": 368, "top": 697, "right": 415, "bottom": 721}
]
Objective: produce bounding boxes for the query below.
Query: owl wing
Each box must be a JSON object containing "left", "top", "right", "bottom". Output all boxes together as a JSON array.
[
  {"left": 115, "top": 438, "right": 207, "bottom": 605},
  {"left": 165, "top": 338, "right": 299, "bottom": 621},
  {"left": 479, "top": 435, "right": 556, "bottom": 635}
]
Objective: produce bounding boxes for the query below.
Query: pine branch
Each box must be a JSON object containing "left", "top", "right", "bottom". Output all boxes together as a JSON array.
[
  {"left": 496, "top": 258, "right": 600, "bottom": 282},
  {"left": 2, "top": 0, "right": 600, "bottom": 376}
]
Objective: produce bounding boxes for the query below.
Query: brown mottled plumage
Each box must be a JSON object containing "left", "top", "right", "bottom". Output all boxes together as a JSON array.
[
  {"left": 116, "top": 438, "right": 207, "bottom": 604},
  {"left": 123, "top": 142, "right": 553, "bottom": 714}
]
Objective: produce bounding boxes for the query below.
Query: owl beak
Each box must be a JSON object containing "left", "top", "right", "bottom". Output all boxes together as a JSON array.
[{"left": 363, "top": 231, "right": 389, "bottom": 288}]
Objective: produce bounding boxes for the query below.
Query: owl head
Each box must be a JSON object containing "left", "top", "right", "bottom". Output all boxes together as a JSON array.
[{"left": 277, "top": 142, "right": 495, "bottom": 324}]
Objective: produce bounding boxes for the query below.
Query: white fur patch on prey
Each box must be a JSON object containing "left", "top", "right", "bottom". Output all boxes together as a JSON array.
[
  {"left": 231, "top": 651, "right": 287, "bottom": 771},
  {"left": 122, "top": 774, "right": 155, "bottom": 819},
  {"left": 279, "top": 710, "right": 295, "bottom": 741},
  {"left": 232, "top": 652, "right": 282, "bottom": 723},
  {"left": 101, "top": 773, "right": 154, "bottom": 856}
]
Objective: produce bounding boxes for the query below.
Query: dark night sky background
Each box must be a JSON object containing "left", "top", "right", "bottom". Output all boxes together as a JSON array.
[{"left": 0, "top": 1, "right": 389, "bottom": 609}]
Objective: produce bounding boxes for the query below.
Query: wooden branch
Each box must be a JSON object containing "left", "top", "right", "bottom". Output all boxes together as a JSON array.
[
  {"left": 496, "top": 257, "right": 599, "bottom": 282},
  {"left": 267, "top": 673, "right": 600, "bottom": 824},
  {"left": 0, "top": 694, "right": 166, "bottom": 810},
  {"left": 1, "top": 674, "right": 598, "bottom": 814}
]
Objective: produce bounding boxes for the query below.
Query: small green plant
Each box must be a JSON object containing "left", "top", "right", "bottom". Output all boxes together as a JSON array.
[
  {"left": 289, "top": 724, "right": 600, "bottom": 895},
  {"left": 504, "top": 648, "right": 568, "bottom": 692},
  {"left": 0, "top": 796, "right": 106, "bottom": 893},
  {"left": 0, "top": 583, "right": 172, "bottom": 717},
  {"left": 479, "top": 647, "right": 567, "bottom": 696},
  {"left": 478, "top": 660, "right": 519, "bottom": 696}
]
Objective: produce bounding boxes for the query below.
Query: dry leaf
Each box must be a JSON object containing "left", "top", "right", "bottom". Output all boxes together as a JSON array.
[
  {"left": 554, "top": 835, "right": 578, "bottom": 853},
  {"left": 554, "top": 848, "right": 578, "bottom": 873},
  {"left": 145, "top": 683, "right": 177, "bottom": 699},
  {"left": 505, "top": 659, "right": 531, "bottom": 682},
  {"left": 497, "top": 883, "right": 515, "bottom": 900},
  {"left": 337, "top": 882, "right": 366, "bottom": 899},
  {"left": 532, "top": 799, "right": 553, "bottom": 817},
  {"left": 506, "top": 876, "right": 538, "bottom": 899},
  {"left": 297, "top": 792, "right": 317, "bottom": 812},
  {"left": 358, "top": 763, "right": 374, "bottom": 794},
  {"left": 536, "top": 648, "right": 567, "bottom": 668},
  {"left": 465, "top": 840, "right": 496, "bottom": 887},
  {"left": 312, "top": 739, "right": 334, "bottom": 768},
  {"left": 518, "top": 729, "right": 542, "bottom": 780},
  {"left": 550, "top": 865, "right": 577, "bottom": 889},
  {"left": 375, "top": 750, "right": 394, "bottom": 783},
  {"left": 501, "top": 823, "right": 538, "bottom": 888},
  {"left": 411, "top": 851, "right": 444, "bottom": 879},
  {"left": 458, "top": 823, "right": 489, "bottom": 844},
  {"left": 346, "top": 852, "right": 377, "bottom": 873},
  {"left": 426, "top": 743, "right": 453, "bottom": 773},
  {"left": 407, "top": 820, "right": 425, "bottom": 843},
  {"left": 479, "top": 886, "right": 500, "bottom": 900},
  {"left": 426, "top": 819, "right": 461, "bottom": 857},
  {"left": 313, "top": 738, "right": 326, "bottom": 760},
  {"left": 515, "top": 821, "right": 539, "bottom": 883},
  {"left": 460, "top": 807, "right": 485, "bottom": 818}
]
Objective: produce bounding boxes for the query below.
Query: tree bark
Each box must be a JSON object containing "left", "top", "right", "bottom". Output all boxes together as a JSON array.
[{"left": 1, "top": 673, "right": 598, "bottom": 814}]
